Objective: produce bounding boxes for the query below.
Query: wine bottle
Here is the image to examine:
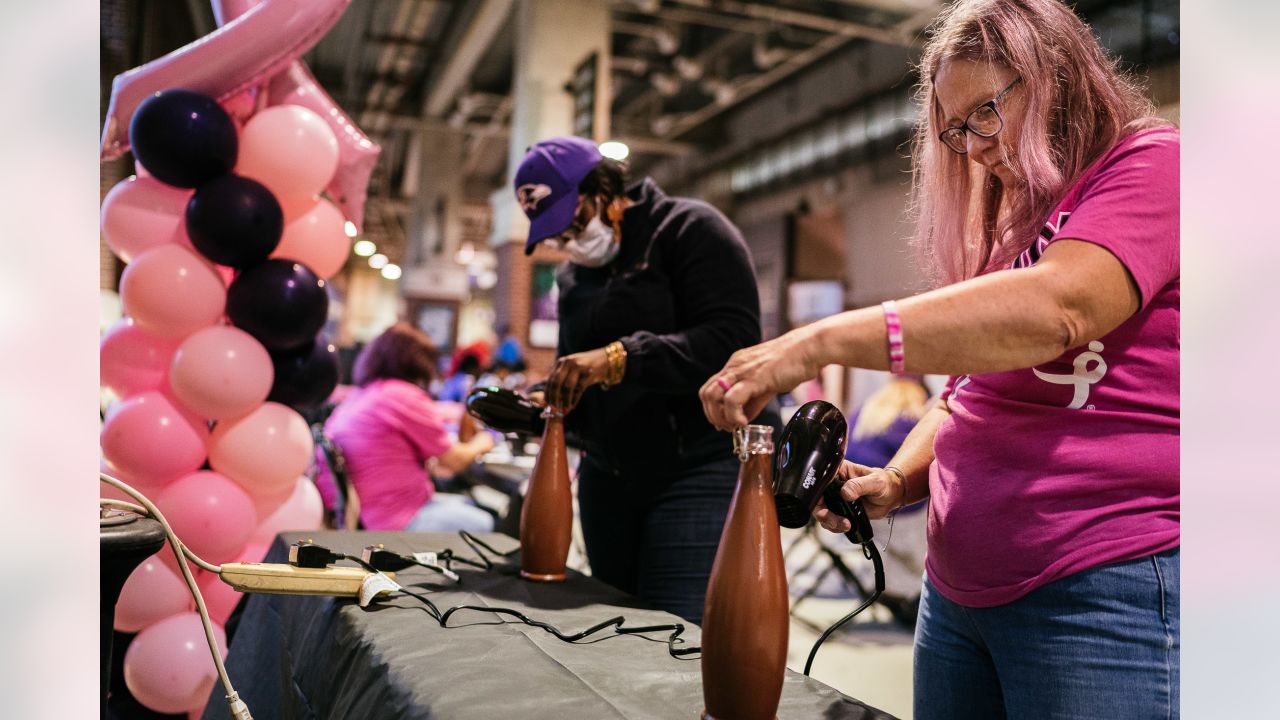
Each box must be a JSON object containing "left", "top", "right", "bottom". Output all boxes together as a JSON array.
[
  {"left": 519, "top": 408, "right": 572, "bottom": 582},
  {"left": 700, "top": 425, "right": 789, "bottom": 720}
]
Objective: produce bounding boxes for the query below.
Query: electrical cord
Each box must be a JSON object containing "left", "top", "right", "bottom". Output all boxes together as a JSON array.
[
  {"left": 100, "top": 473, "right": 253, "bottom": 719},
  {"left": 100, "top": 499, "right": 223, "bottom": 574},
  {"left": 802, "top": 539, "right": 886, "bottom": 676},
  {"left": 298, "top": 537, "right": 700, "bottom": 660}
]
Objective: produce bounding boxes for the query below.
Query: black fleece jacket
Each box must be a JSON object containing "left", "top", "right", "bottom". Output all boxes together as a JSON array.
[{"left": 556, "top": 178, "right": 770, "bottom": 480}]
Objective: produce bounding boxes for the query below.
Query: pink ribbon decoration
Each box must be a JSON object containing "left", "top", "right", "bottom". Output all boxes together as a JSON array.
[
  {"left": 100, "top": 0, "right": 350, "bottom": 159},
  {"left": 215, "top": 0, "right": 380, "bottom": 233}
]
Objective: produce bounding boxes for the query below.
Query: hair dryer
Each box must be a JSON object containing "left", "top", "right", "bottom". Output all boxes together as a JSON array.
[
  {"left": 464, "top": 386, "right": 546, "bottom": 437},
  {"left": 773, "top": 400, "right": 874, "bottom": 546}
]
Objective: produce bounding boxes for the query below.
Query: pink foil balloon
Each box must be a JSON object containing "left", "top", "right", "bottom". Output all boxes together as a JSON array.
[
  {"left": 169, "top": 326, "right": 273, "bottom": 420},
  {"left": 119, "top": 244, "right": 226, "bottom": 339},
  {"left": 251, "top": 476, "right": 324, "bottom": 546},
  {"left": 114, "top": 553, "right": 192, "bottom": 633},
  {"left": 157, "top": 471, "right": 258, "bottom": 565},
  {"left": 270, "top": 197, "right": 350, "bottom": 278},
  {"left": 123, "top": 612, "right": 227, "bottom": 714},
  {"left": 100, "top": 317, "right": 179, "bottom": 399},
  {"left": 210, "top": 402, "right": 315, "bottom": 497},
  {"left": 236, "top": 104, "right": 340, "bottom": 201},
  {"left": 100, "top": 0, "right": 353, "bottom": 160},
  {"left": 100, "top": 175, "right": 192, "bottom": 263},
  {"left": 101, "top": 391, "right": 208, "bottom": 483},
  {"left": 214, "top": 1, "right": 380, "bottom": 234}
]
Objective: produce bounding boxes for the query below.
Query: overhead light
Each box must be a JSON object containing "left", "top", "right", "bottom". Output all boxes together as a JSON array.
[
  {"left": 381, "top": 263, "right": 402, "bottom": 280},
  {"left": 353, "top": 239, "right": 376, "bottom": 257},
  {"left": 369, "top": 253, "right": 388, "bottom": 269},
  {"left": 344, "top": 221, "right": 358, "bottom": 238},
  {"left": 598, "top": 141, "right": 630, "bottom": 161}
]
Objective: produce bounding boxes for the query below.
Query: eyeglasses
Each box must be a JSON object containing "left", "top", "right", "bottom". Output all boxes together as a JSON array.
[{"left": 937, "top": 77, "right": 1021, "bottom": 155}]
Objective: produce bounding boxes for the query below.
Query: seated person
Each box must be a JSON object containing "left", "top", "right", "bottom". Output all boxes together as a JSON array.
[{"left": 316, "top": 323, "right": 496, "bottom": 533}]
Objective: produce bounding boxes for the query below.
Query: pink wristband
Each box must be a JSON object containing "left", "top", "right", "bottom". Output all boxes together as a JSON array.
[{"left": 881, "top": 299, "right": 905, "bottom": 374}]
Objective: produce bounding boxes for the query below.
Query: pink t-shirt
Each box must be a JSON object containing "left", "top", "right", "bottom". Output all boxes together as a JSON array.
[
  {"left": 927, "top": 127, "right": 1180, "bottom": 607},
  {"left": 315, "top": 378, "right": 451, "bottom": 530}
]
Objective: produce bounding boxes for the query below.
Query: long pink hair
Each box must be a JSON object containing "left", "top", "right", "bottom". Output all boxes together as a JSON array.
[{"left": 910, "top": 0, "right": 1162, "bottom": 286}]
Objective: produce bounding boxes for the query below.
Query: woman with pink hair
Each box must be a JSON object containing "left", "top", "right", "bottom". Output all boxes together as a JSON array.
[{"left": 701, "top": 0, "right": 1178, "bottom": 716}]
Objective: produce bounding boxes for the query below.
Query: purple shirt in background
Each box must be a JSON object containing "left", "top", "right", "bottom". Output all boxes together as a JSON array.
[
  {"left": 928, "top": 127, "right": 1180, "bottom": 607},
  {"left": 315, "top": 378, "right": 451, "bottom": 530}
]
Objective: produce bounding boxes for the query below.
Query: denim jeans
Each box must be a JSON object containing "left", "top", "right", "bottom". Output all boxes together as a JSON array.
[
  {"left": 576, "top": 453, "right": 739, "bottom": 625},
  {"left": 403, "top": 493, "right": 495, "bottom": 534},
  {"left": 914, "top": 547, "right": 1180, "bottom": 720}
]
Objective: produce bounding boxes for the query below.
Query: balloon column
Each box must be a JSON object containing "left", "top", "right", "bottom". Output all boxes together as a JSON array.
[{"left": 99, "top": 5, "right": 367, "bottom": 712}]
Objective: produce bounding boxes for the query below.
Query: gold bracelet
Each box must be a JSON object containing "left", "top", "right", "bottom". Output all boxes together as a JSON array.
[{"left": 603, "top": 341, "right": 627, "bottom": 387}]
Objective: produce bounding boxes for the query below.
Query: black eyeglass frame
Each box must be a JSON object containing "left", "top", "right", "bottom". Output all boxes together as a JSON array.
[{"left": 937, "top": 77, "right": 1022, "bottom": 155}]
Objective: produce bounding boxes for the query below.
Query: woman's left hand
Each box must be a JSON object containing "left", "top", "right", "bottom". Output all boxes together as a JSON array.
[
  {"left": 546, "top": 347, "right": 611, "bottom": 412},
  {"left": 700, "top": 327, "right": 819, "bottom": 430}
]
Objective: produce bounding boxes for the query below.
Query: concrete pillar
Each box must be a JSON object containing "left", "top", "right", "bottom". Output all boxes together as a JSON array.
[{"left": 489, "top": 0, "right": 612, "bottom": 378}]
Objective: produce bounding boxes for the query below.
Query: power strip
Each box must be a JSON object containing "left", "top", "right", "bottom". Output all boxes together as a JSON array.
[{"left": 219, "top": 562, "right": 395, "bottom": 597}]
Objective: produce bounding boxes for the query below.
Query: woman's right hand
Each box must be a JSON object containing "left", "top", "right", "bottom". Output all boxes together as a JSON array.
[{"left": 813, "top": 461, "right": 905, "bottom": 532}]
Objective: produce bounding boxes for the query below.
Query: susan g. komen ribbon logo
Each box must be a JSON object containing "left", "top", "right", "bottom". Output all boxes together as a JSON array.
[{"left": 1032, "top": 341, "right": 1107, "bottom": 410}]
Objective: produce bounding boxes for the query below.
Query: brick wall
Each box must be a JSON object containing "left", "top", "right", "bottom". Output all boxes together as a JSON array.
[{"left": 492, "top": 242, "right": 568, "bottom": 381}]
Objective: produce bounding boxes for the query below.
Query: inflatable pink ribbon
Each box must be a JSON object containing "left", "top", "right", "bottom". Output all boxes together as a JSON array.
[
  {"left": 101, "top": 0, "right": 380, "bottom": 233},
  {"left": 215, "top": 0, "right": 380, "bottom": 234}
]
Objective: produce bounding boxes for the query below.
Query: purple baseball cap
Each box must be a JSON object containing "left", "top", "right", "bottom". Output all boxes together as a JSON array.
[{"left": 513, "top": 136, "right": 602, "bottom": 255}]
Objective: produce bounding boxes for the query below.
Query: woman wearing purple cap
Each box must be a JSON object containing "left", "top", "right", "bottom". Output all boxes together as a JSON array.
[
  {"left": 514, "top": 135, "right": 772, "bottom": 624},
  {"left": 701, "top": 1, "right": 1178, "bottom": 717}
]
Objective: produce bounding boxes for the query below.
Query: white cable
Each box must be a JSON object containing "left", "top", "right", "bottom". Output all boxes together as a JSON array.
[
  {"left": 100, "top": 473, "right": 254, "bottom": 719},
  {"left": 99, "top": 499, "right": 224, "bottom": 574}
]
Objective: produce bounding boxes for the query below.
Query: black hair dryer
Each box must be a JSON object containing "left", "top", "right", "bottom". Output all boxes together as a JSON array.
[
  {"left": 465, "top": 386, "right": 546, "bottom": 437},
  {"left": 773, "top": 400, "right": 875, "bottom": 546}
]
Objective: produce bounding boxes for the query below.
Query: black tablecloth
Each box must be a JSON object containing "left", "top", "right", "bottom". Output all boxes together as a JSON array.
[{"left": 201, "top": 531, "right": 897, "bottom": 720}]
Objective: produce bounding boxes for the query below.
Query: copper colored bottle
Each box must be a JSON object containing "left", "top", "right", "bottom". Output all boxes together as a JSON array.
[
  {"left": 519, "top": 409, "right": 572, "bottom": 581},
  {"left": 457, "top": 407, "right": 477, "bottom": 442},
  {"left": 700, "top": 425, "right": 788, "bottom": 720}
]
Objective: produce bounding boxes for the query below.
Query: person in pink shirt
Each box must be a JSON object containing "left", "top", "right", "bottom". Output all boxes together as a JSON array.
[
  {"left": 316, "top": 323, "right": 495, "bottom": 532},
  {"left": 700, "top": 1, "right": 1178, "bottom": 717}
]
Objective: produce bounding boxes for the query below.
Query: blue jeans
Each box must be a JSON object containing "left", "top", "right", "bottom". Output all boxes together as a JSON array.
[
  {"left": 914, "top": 547, "right": 1180, "bottom": 720},
  {"left": 403, "top": 493, "right": 495, "bottom": 534},
  {"left": 577, "top": 453, "right": 738, "bottom": 625}
]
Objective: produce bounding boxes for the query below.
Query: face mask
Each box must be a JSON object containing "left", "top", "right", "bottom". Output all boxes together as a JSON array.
[{"left": 562, "top": 216, "right": 619, "bottom": 267}]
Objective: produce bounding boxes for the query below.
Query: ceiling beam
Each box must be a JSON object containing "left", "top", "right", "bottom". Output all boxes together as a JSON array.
[
  {"left": 667, "top": 0, "right": 914, "bottom": 47},
  {"left": 423, "top": 0, "right": 514, "bottom": 119}
]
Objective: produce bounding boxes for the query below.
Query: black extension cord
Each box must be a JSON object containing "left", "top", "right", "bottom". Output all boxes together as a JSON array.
[
  {"left": 289, "top": 535, "right": 699, "bottom": 661},
  {"left": 802, "top": 539, "right": 886, "bottom": 676}
]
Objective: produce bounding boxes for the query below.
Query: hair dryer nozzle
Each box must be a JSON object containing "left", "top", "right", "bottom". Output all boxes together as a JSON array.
[
  {"left": 464, "top": 386, "right": 546, "bottom": 436},
  {"left": 773, "top": 401, "right": 848, "bottom": 528}
]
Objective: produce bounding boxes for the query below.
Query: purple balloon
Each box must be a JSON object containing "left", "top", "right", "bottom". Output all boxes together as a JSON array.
[
  {"left": 268, "top": 337, "right": 341, "bottom": 410},
  {"left": 226, "top": 260, "right": 328, "bottom": 351},
  {"left": 185, "top": 174, "right": 283, "bottom": 268},
  {"left": 128, "top": 89, "right": 237, "bottom": 188}
]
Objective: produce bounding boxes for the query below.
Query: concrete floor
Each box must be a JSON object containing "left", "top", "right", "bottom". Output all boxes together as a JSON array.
[{"left": 788, "top": 598, "right": 915, "bottom": 719}]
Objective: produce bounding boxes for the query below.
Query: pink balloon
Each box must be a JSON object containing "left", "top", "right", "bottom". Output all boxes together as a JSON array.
[
  {"left": 115, "top": 552, "right": 192, "bottom": 632},
  {"left": 270, "top": 197, "right": 350, "bottom": 278},
  {"left": 251, "top": 480, "right": 297, "bottom": 519},
  {"left": 210, "top": 402, "right": 315, "bottom": 497},
  {"left": 123, "top": 612, "right": 227, "bottom": 714},
  {"left": 101, "top": 391, "right": 207, "bottom": 483},
  {"left": 267, "top": 63, "right": 380, "bottom": 233},
  {"left": 100, "top": 317, "right": 179, "bottom": 399},
  {"left": 99, "top": 458, "right": 173, "bottom": 503},
  {"left": 195, "top": 569, "right": 243, "bottom": 626},
  {"left": 169, "top": 326, "right": 274, "bottom": 420},
  {"left": 157, "top": 471, "right": 258, "bottom": 565},
  {"left": 119, "top": 245, "right": 226, "bottom": 339},
  {"left": 252, "top": 477, "right": 324, "bottom": 546},
  {"left": 277, "top": 192, "right": 320, "bottom": 223},
  {"left": 100, "top": 0, "right": 353, "bottom": 160},
  {"left": 236, "top": 104, "right": 339, "bottom": 200},
  {"left": 100, "top": 175, "right": 193, "bottom": 263}
]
